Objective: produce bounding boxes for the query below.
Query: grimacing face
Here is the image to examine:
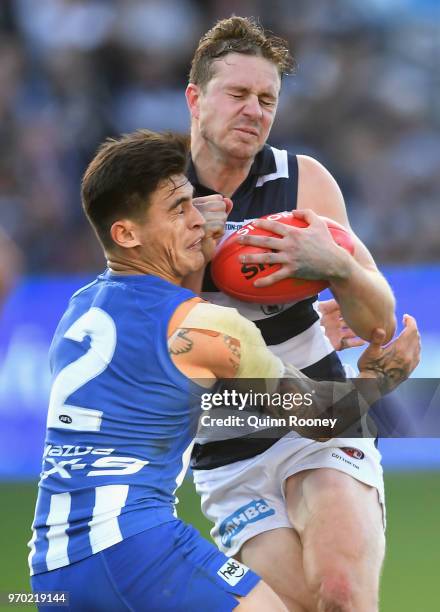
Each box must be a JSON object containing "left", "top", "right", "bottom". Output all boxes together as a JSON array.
[
  {"left": 193, "top": 53, "right": 281, "bottom": 161},
  {"left": 135, "top": 175, "right": 205, "bottom": 281}
]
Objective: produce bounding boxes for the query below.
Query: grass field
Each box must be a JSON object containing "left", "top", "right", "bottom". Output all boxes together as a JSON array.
[{"left": 1, "top": 472, "right": 439, "bottom": 611}]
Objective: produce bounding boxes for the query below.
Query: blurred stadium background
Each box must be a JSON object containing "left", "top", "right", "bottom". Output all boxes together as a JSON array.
[{"left": 0, "top": 0, "right": 439, "bottom": 610}]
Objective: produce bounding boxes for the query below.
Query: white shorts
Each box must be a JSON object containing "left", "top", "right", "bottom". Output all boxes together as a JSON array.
[{"left": 193, "top": 436, "right": 385, "bottom": 557}]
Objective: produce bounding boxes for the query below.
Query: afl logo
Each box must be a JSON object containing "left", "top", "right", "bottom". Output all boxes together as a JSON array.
[
  {"left": 341, "top": 447, "right": 364, "bottom": 460},
  {"left": 59, "top": 414, "right": 72, "bottom": 424}
]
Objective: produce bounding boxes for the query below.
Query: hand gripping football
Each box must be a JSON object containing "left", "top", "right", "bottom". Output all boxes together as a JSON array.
[{"left": 211, "top": 211, "right": 355, "bottom": 304}]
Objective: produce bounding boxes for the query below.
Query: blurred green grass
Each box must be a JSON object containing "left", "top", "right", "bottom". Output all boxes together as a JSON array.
[{"left": 1, "top": 473, "right": 439, "bottom": 611}]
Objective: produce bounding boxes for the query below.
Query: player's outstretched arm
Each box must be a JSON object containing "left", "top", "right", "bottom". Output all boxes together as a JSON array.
[
  {"left": 168, "top": 302, "right": 420, "bottom": 439},
  {"left": 281, "top": 314, "right": 420, "bottom": 438}
]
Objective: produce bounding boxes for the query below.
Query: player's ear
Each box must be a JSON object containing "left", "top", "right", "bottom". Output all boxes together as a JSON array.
[
  {"left": 185, "top": 83, "right": 201, "bottom": 119},
  {"left": 110, "top": 220, "right": 141, "bottom": 249}
]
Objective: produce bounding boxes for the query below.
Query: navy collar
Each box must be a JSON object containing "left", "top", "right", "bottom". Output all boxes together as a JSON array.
[{"left": 187, "top": 144, "right": 276, "bottom": 195}]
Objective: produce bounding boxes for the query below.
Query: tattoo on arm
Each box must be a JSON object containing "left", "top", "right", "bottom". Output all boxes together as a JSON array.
[
  {"left": 363, "top": 347, "right": 407, "bottom": 393},
  {"left": 223, "top": 334, "right": 241, "bottom": 375},
  {"left": 168, "top": 329, "right": 241, "bottom": 376},
  {"left": 259, "top": 363, "right": 380, "bottom": 438},
  {"left": 169, "top": 329, "right": 194, "bottom": 355}
]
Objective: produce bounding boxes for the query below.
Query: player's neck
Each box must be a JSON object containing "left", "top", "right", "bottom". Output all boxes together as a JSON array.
[
  {"left": 191, "top": 139, "right": 252, "bottom": 198},
  {"left": 106, "top": 256, "right": 181, "bottom": 286}
]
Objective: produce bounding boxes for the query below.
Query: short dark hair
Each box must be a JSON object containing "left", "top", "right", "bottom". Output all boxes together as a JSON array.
[
  {"left": 81, "top": 129, "right": 189, "bottom": 249},
  {"left": 189, "top": 16, "right": 294, "bottom": 89}
]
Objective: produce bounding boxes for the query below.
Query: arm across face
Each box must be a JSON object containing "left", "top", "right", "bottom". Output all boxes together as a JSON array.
[{"left": 181, "top": 195, "right": 233, "bottom": 294}]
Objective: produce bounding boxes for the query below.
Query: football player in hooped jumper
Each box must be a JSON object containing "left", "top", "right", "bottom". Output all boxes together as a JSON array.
[{"left": 185, "top": 16, "right": 400, "bottom": 612}]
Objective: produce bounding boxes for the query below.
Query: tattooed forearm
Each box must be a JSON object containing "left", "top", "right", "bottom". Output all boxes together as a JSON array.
[
  {"left": 169, "top": 329, "right": 194, "bottom": 355},
  {"left": 359, "top": 344, "right": 409, "bottom": 394},
  {"left": 253, "top": 364, "right": 380, "bottom": 439}
]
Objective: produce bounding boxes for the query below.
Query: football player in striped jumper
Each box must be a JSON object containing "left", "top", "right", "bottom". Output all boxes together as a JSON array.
[
  {"left": 28, "top": 129, "right": 283, "bottom": 611},
  {"left": 28, "top": 129, "right": 420, "bottom": 611},
  {"left": 185, "top": 16, "right": 399, "bottom": 612}
]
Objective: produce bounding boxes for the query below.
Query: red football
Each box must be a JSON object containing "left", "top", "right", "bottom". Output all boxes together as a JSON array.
[{"left": 211, "top": 211, "right": 355, "bottom": 304}]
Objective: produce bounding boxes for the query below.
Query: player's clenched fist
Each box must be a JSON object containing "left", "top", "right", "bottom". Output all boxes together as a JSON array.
[
  {"left": 193, "top": 194, "right": 233, "bottom": 240},
  {"left": 193, "top": 195, "right": 233, "bottom": 262}
]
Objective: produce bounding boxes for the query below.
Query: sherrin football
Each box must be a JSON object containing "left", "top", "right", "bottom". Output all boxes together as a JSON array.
[{"left": 211, "top": 211, "right": 355, "bottom": 304}]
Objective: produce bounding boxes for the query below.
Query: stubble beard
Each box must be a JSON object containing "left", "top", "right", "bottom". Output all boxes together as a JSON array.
[{"left": 204, "top": 127, "right": 261, "bottom": 165}]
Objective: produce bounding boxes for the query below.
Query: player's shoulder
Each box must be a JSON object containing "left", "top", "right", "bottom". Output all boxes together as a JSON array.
[
  {"left": 297, "top": 154, "right": 335, "bottom": 182},
  {"left": 67, "top": 274, "right": 148, "bottom": 334},
  {"left": 177, "top": 300, "right": 261, "bottom": 341},
  {"left": 296, "top": 155, "right": 343, "bottom": 196},
  {"left": 70, "top": 278, "right": 100, "bottom": 300},
  {"left": 296, "top": 155, "right": 348, "bottom": 221}
]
